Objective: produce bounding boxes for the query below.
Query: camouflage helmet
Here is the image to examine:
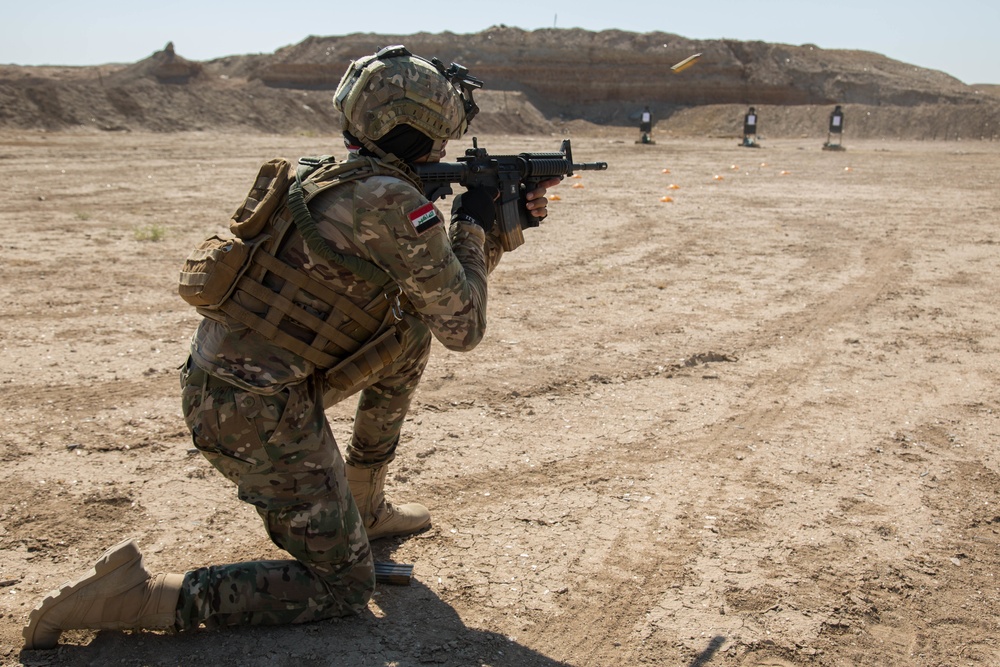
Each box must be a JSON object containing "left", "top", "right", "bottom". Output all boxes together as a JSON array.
[{"left": 334, "top": 45, "right": 482, "bottom": 161}]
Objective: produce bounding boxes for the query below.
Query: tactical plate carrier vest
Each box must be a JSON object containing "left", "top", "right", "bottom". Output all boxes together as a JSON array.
[{"left": 179, "top": 156, "right": 417, "bottom": 392}]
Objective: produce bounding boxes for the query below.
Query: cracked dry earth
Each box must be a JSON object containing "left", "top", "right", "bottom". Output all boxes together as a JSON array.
[{"left": 1, "top": 130, "right": 999, "bottom": 667}]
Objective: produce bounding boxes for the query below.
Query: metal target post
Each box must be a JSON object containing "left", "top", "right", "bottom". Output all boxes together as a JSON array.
[
  {"left": 638, "top": 106, "right": 654, "bottom": 144},
  {"left": 823, "top": 105, "right": 846, "bottom": 151},
  {"left": 741, "top": 106, "right": 761, "bottom": 148}
]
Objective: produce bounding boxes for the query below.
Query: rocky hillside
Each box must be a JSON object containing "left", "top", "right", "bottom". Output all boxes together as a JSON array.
[{"left": 1, "top": 27, "right": 998, "bottom": 139}]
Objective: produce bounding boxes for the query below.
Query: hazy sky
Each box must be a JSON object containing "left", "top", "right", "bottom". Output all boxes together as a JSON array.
[{"left": 2, "top": 0, "right": 997, "bottom": 85}]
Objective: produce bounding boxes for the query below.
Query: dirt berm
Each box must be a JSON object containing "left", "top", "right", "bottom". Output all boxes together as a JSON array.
[{"left": 1, "top": 27, "right": 998, "bottom": 140}]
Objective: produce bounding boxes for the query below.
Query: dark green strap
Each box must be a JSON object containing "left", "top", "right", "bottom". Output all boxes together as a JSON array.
[{"left": 287, "top": 161, "right": 394, "bottom": 288}]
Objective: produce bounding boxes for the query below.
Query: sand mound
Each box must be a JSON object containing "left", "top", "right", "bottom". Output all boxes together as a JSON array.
[{"left": 1, "top": 29, "right": 998, "bottom": 139}]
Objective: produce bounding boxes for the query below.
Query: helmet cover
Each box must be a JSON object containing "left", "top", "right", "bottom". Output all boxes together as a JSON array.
[{"left": 334, "top": 45, "right": 481, "bottom": 160}]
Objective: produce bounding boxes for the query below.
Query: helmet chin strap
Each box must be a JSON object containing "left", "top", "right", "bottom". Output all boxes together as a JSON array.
[
  {"left": 358, "top": 135, "right": 388, "bottom": 159},
  {"left": 355, "top": 130, "right": 423, "bottom": 186},
  {"left": 427, "top": 139, "right": 447, "bottom": 162}
]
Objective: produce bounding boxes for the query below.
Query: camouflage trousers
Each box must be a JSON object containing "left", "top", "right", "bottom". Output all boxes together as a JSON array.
[
  {"left": 173, "top": 312, "right": 431, "bottom": 630},
  {"left": 323, "top": 312, "right": 432, "bottom": 468},
  {"left": 178, "top": 361, "right": 374, "bottom": 630}
]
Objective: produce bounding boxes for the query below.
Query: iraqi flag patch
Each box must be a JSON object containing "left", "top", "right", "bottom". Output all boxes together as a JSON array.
[{"left": 407, "top": 202, "right": 441, "bottom": 234}]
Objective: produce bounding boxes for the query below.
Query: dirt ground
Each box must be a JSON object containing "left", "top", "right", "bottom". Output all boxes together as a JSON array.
[{"left": 1, "top": 129, "right": 999, "bottom": 667}]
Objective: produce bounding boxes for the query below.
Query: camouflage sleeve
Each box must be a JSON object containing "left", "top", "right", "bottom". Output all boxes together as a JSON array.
[
  {"left": 483, "top": 226, "right": 506, "bottom": 275},
  {"left": 350, "top": 176, "right": 493, "bottom": 352}
]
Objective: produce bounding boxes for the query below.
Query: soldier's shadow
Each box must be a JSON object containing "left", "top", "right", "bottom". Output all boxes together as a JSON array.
[{"left": 20, "top": 578, "right": 573, "bottom": 667}]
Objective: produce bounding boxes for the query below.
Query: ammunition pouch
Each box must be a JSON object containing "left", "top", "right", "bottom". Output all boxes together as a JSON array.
[
  {"left": 323, "top": 304, "right": 410, "bottom": 393},
  {"left": 178, "top": 234, "right": 270, "bottom": 308}
]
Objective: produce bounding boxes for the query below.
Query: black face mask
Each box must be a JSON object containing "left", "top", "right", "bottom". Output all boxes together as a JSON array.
[{"left": 345, "top": 125, "right": 434, "bottom": 163}]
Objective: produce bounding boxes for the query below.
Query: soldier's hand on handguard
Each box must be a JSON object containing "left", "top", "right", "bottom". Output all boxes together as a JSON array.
[
  {"left": 525, "top": 177, "right": 562, "bottom": 220},
  {"left": 452, "top": 185, "right": 498, "bottom": 233}
]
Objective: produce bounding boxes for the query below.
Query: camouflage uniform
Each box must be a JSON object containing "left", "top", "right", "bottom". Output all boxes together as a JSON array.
[
  {"left": 20, "top": 46, "right": 508, "bottom": 648},
  {"left": 179, "top": 154, "right": 505, "bottom": 629}
]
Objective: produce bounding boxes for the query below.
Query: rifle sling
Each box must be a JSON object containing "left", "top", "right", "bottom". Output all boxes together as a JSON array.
[{"left": 287, "top": 158, "right": 405, "bottom": 290}]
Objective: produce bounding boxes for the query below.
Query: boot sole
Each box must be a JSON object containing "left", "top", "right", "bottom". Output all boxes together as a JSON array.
[{"left": 22, "top": 538, "right": 143, "bottom": 650}]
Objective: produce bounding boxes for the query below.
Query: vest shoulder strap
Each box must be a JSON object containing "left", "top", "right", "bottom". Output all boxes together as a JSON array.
[{"left": 288, "top": 155, "right": 424, "bottom": 289}]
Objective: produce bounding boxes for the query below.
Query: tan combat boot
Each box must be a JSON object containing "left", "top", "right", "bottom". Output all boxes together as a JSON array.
[
  {"left": 345, "top": 463, "right": 430, "bottom": 540},
  {"left": 23, "top": 538, "right": 184, "bottom": 650}
]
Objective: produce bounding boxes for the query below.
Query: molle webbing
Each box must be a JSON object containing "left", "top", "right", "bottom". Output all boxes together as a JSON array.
[
  {"left": 221, "top": 158, "right": 416, "bottom": 378},
  {"left": 199, "top": 155, "right": 416, "bottom": 383},
  {"left": 215, "top": 210, "right": 398, "bottom": 369}
]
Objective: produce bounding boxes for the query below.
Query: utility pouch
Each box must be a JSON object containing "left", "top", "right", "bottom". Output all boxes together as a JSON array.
[
  {"left": 229, "top": 158, "right": 293, "bottom": 239},
  {"left": 177, "top": 234, "right": 268, "bottom": 308},
  {"left": 324, "top": 307, "right": 408, "bottom": 393}
]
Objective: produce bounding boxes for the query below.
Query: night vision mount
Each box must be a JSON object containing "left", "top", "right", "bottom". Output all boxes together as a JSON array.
[
  {"left": 372, "top": 44, "right": 484, "bottom": 126},
  {"left": 430, "top": 56, "right": 483, "bottom": 123}
]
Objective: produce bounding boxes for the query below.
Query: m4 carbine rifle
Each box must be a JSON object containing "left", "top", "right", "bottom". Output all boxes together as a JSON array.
[{"left": 415, "top": 138, "right": 608, "bottom": 251}]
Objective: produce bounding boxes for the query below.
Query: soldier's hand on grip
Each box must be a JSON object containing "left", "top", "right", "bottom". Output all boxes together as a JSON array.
[
  {"left": 525, "top": 177, "right": 562, "bottom": 221},
  {"left": 452, "top": 186, "right": 498, "bottom": 232}
]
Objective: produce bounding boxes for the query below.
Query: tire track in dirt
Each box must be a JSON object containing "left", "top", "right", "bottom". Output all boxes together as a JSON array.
[
  {"left": 640, "top": 240, "right": 912, "bottom": 662},
  {"left": 0, "top": 376, "right": 172, "bottom": 413},
  {"left": 541, "top": 511, "right": 693, "bottom": 665},
  {"left": 417, "top": 238, "right": 912, "bottom": 663},
  {"left": 701, "top": 241, "right": 910, "bottom": 444},
  {"left": 397, "top": 217, "right": 911, "bottom": 661},
  {"left": 419, "top": 454, "right": 692, "bottom": 663},
  {"left": 0, "top": 374, "right": 186, "bottom": 466}
]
